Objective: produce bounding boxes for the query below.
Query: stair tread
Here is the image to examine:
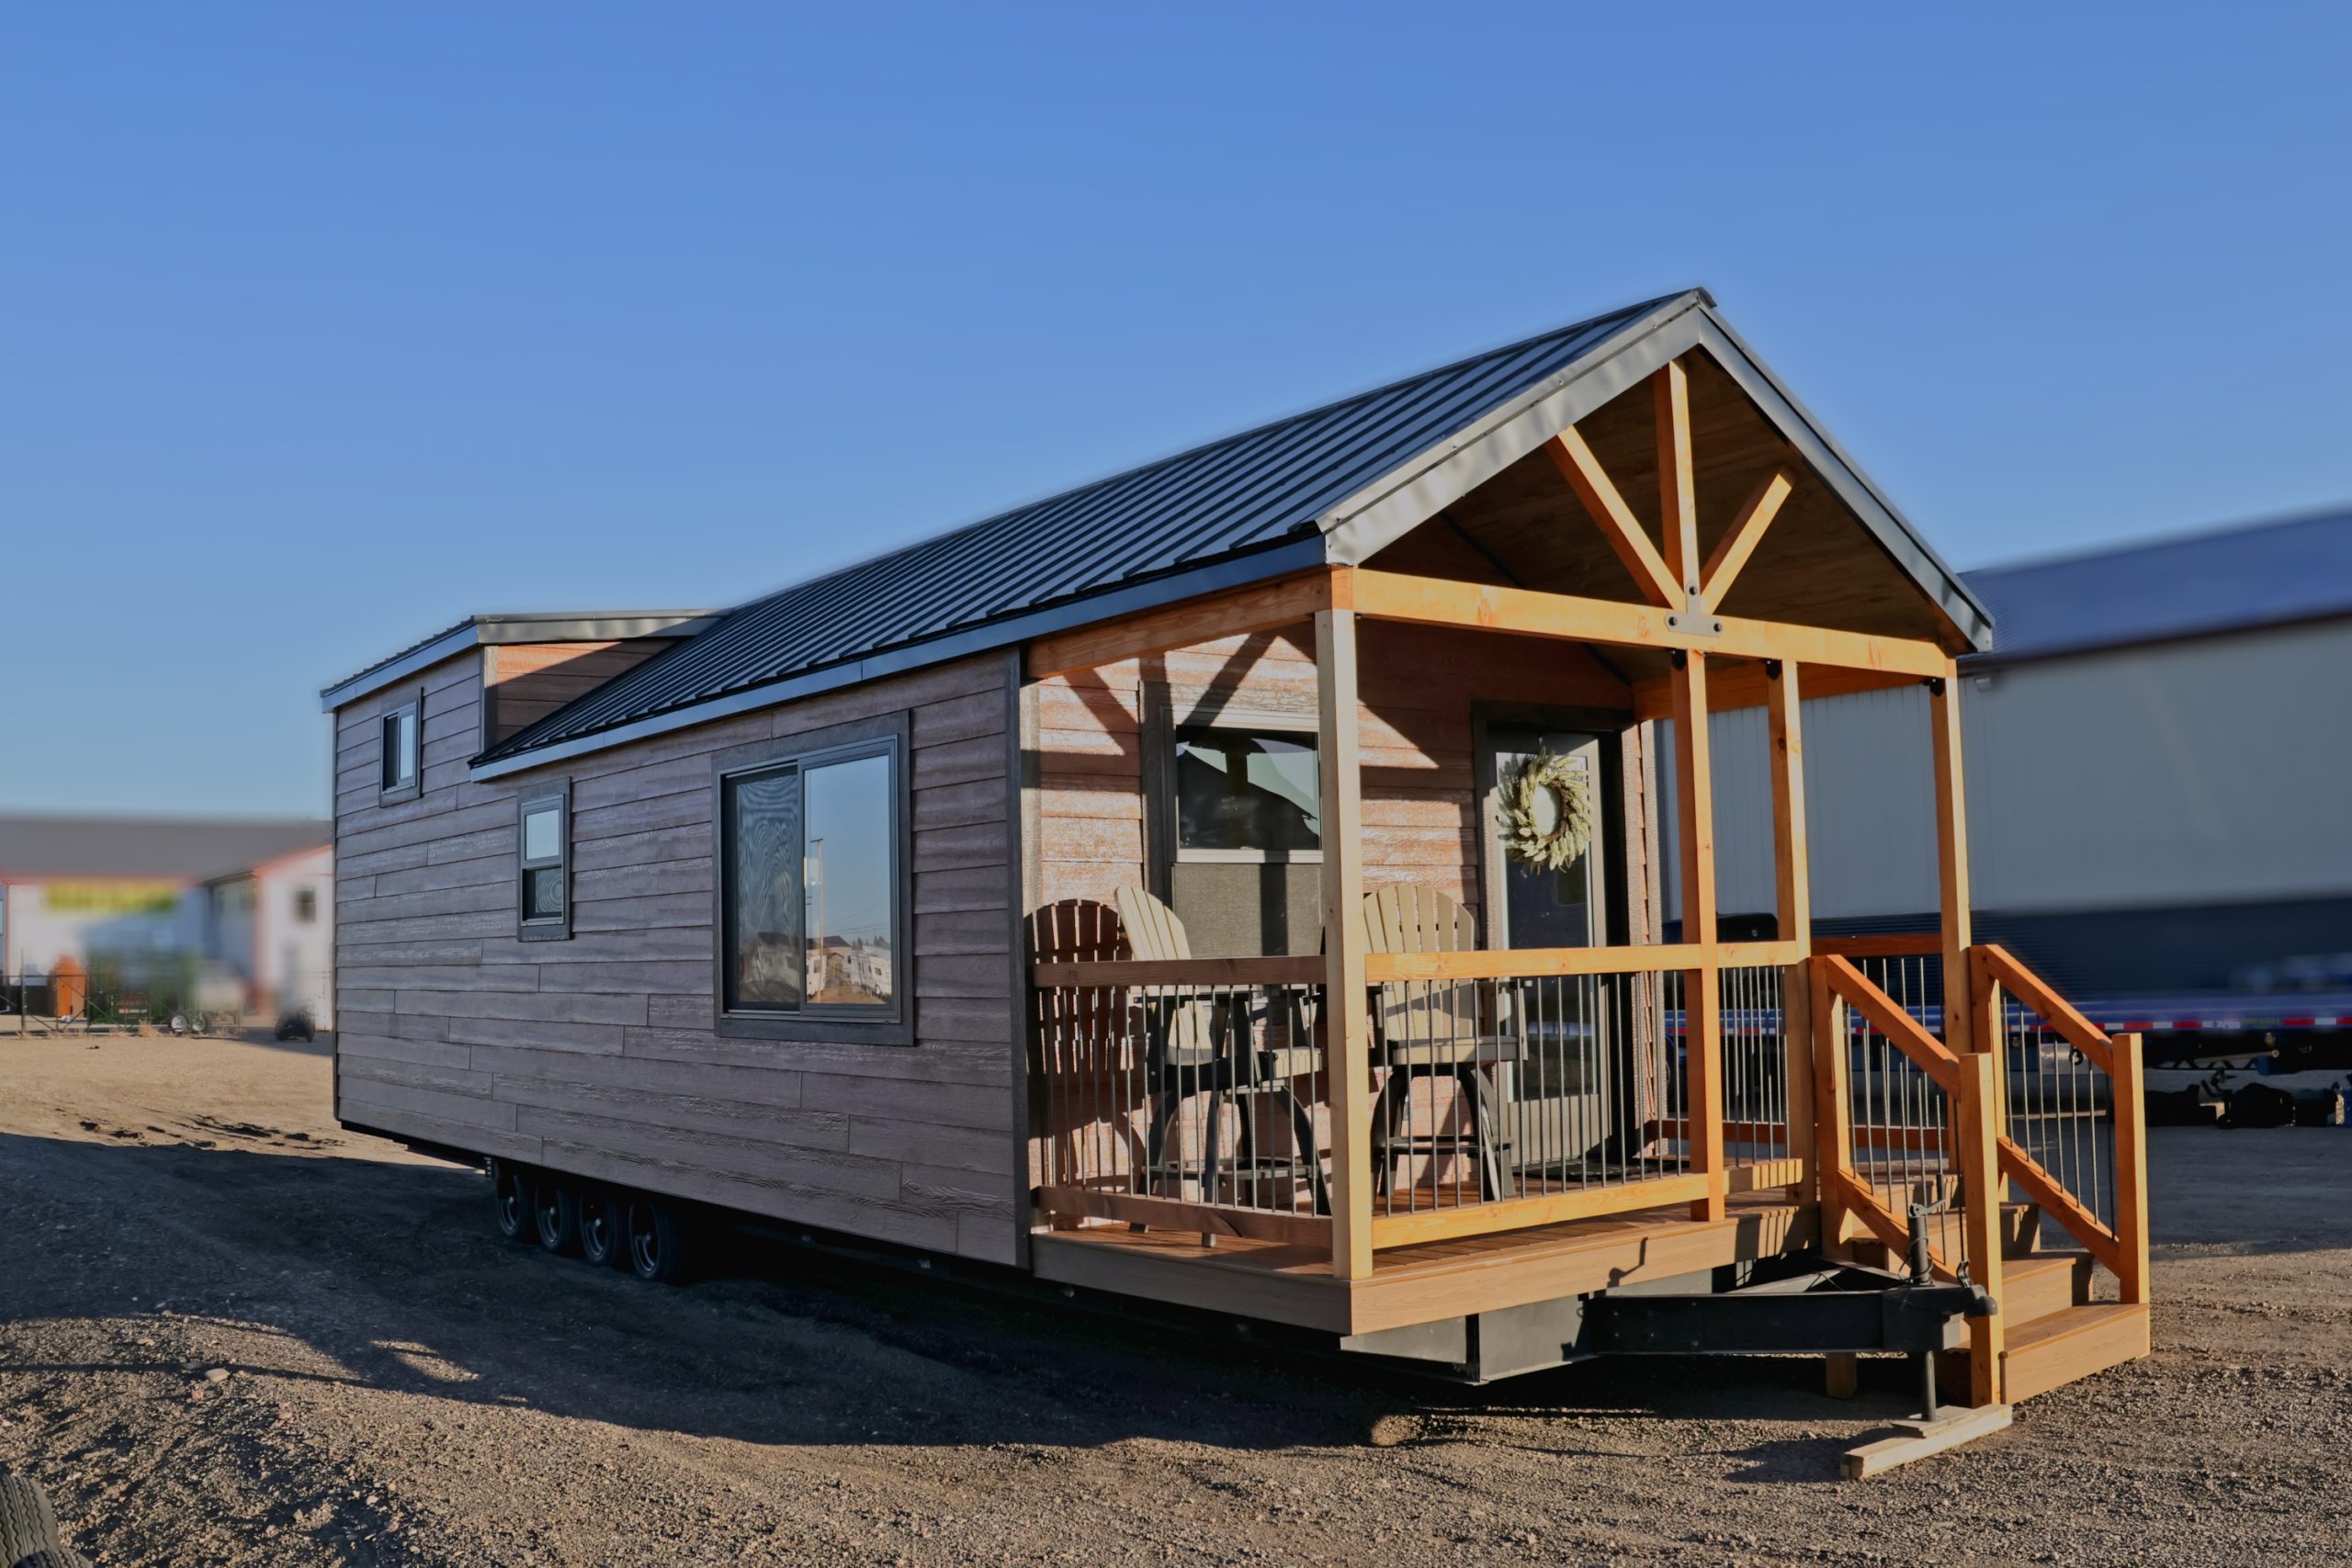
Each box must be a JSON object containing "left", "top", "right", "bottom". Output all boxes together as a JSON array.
[
  {"left": 2007, "top": 1302, "right": 2144, "bottom": 1353},
  {"left": 2002, "top": 1250, "right": 2087, "bottom": 1279}
]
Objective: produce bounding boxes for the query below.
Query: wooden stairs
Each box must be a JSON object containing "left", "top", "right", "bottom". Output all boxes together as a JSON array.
[{"left": 1939, "top": 1206, "right": 2150, "bottom": 1404}]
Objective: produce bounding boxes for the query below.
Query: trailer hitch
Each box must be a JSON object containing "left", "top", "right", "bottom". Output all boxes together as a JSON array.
[{"left": 1578, "top": 1204, "right": 1996, "bottom": 1423}]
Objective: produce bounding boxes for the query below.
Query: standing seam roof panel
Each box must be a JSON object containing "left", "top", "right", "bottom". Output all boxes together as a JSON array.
[{"left": 476, "top": 298, "right": 1677, "bottom": 760}]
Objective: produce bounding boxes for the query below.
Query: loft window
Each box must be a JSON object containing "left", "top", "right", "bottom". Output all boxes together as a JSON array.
[
  {"left": 517, "top": 784, "right": 571, "bottom": 941},
  {"left": 714, "top": 716, "right": 909, "bottom": 1044},
  {"left": 1173, "top": 725, "right": 1321, "bottom": 860},
  {"left": 379, "top": 696, "right": 421, "bottom": 802}
]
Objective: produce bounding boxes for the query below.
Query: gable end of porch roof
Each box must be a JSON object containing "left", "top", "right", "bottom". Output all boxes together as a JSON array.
[{"left": 1315, "top": 297, "right": 1993, "bottom": 656}]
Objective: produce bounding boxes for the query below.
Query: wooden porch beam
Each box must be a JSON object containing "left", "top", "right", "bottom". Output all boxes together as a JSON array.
[
  {"left": 1347, "top": 570, "right": 1950, "bottom": 678},
  {"left": 1700, "top": 469, "right": 1795, "bottom": 613},
  {"left": 1023, "top": 570, "right": 1335, "bottom": 680},
  {"left": 1929, "top": 664, "right": 1976, "bottom": 1052},
  {"left": 1655, "top": 360, "right": 1702, "bottom": 606},
  {"left": 1545, "top": 429, "right": 1680, "bottom": 609},
  {"left": 1674, "top": 649, "right": 1725, "bottom": 1222},
  {"left": 1316, "top": 607, "right": 1374, "bottom": 1282},
  {"left": 1769, "top": 662, "right": 1817, "bottom": 1197},
  {"left": 1767, "top": 661, "right": 1811, "bottom": 958},
  {"left": 1632, "top": 661, "right": 1917, "bottom": 722}
]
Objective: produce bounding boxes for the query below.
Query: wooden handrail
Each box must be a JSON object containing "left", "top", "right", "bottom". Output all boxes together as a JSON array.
[
  {"left": 1996, "top": 1138, "right": 2123, "bottom": 1275},
  {"left": 1032, "top": 956, "right": 1326, "bottom": 987},
  {"left": 1036, "top": 946, "right": 1804, "bottom": 987},
  {"left": 1816, "top": 954, "right": 1961, "bottom": 1091},
  {"left": 1972, "top": 943, "right": 2116, "bottom": 1075},
  {"left": 1362, "top": 940, "right": 1800, "bottom": 983},
  {"left": 1815, "top": 931, "right": 1942, "bottom": 959}
]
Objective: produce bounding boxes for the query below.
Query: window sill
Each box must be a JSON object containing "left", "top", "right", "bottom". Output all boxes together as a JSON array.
[
  {"left": 1174, "top": 849, "right": 1325, "bottom": 865},
  {"left": 714, "top": 1010, "right": 915, "bottom": 1047}
]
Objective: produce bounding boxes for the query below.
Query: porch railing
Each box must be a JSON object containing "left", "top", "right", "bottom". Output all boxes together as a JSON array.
[
  {"left": 1028, "top": 933, "right": 2149, "bottom": 1401},
  {"left": 1972, "top": 944, "right": 2151, "bottom": 1305},
  {"left": 1030, "top": 940, "right": 1812, "bottom": 1251},
  {"left": 1030, "top": 955, "right": 1331, "bottom": 1245}
]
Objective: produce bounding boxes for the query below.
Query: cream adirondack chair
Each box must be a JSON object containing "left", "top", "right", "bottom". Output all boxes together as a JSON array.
[
  {"left": 1115, "top": 886, "right": 1326, "bottom": 1214},
  {"left": 1359, "top": 884, "right": 1519, "bottom": 1202}
]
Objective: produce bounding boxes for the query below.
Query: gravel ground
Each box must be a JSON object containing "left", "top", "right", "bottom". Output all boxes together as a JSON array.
[{"left": 1, "top": 1030, "right": 2347, "bottom": 1566}]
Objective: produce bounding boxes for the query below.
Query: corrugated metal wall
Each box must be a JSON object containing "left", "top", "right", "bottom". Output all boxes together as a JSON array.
[{"left": 1660, "top": 616, "right": 2352, "bottom": 923}]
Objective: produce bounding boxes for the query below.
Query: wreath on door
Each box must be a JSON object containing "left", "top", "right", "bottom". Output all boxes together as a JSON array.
[{"left": 1500, "top": 750, "right": 1594, "bottom": 874}]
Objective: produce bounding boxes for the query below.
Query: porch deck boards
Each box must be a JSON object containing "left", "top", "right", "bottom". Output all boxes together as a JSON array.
[{"left": 1030, "top": 1191, "right": 1815, "bottom": 1337}]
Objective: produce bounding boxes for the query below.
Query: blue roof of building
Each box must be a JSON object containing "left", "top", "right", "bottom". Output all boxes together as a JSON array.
[{"left": 1965, "top": 506, "right": 2352, "bottom": 663}]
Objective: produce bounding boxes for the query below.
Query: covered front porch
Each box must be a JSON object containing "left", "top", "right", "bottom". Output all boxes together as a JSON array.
[{"left": 1015, "top": 351, "right": 2150, "bottom": 1405}]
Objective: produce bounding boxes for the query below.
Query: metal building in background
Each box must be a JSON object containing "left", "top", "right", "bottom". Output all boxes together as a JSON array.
[{"left": 1669, "top": 506, "right": 2352, "bottom": 1050}]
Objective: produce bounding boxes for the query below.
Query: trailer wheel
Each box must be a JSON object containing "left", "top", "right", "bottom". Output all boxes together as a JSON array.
[
  {"left": 490, "top": 1159, "right": 535, "bottom": 1244},
  {"left": 626, "top": 1195, "right": 689, "bottom": 1283},
  {"left": 577, "top": 1185, "right": 625, "bottom": 1269},
  {"left": 535, "top": 1178, "right": 582, "bottom": 1256},
  {"left": 0, "top": 1468, "right": 63, "bottom": 1562}
]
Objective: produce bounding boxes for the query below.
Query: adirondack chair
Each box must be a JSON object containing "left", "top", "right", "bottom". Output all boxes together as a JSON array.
[
  {"left": 1115, "top": 886, "right": 1327, "bottom": 1215},
  {"left": 1359, "top": 884, "right": 1519, "bottom": 1203}
]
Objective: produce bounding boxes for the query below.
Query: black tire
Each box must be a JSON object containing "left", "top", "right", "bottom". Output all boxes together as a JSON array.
[
  {"left": 0, "top": 1468, "right": 63, "bottom": 1562},
  {"left": 17, "top": 1551, "right": 95, "bottom": 1568},
  {"left": 534, "top": 1177, "right": 582, "bottom": 1256},
  {"left": 490, "top": 1159, "right": 535, "bottom": 1244},
  {"left": 626, "top": 1194, "right": 689, "bottom": 1283},
  {"left": 577, "top": 1185, "right": 625, "bottom": 1269}
]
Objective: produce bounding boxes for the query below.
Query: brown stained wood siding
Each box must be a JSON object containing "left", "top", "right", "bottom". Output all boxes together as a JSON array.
[
  {"left": 333, "top": 648, "right": 1021, "bottom": 1264},
  {"left": 1032, "top": 618, "right": 1632, "bottom": 926}
]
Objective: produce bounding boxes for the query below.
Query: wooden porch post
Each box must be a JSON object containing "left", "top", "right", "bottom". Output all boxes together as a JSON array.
[
  {"left": 2112, "top": 1032, "right": 2152, "bottom": 1305},
  {"left": 1768, "top": 662, "right": 1815, "bottom": 1190},
  {"left": 1672, "top": 649, "right": 1725, "bottom": 1222},
  {"left": 1928, "top": 664, "right": 1975, "bottom": 1052},
  {"left": 1317, "top": 606, "right": 1374, "bottom": 1280},
  {"left": 1957, "top": 1049, "right": 2007, "bottom": 1405}
]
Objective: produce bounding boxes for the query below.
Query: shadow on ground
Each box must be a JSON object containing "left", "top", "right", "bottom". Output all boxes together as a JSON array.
[{"left": 1, "top": 1127, "right": 1939, "bottom": 1476}]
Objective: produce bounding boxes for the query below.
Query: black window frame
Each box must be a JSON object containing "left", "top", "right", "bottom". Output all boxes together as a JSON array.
[
  {"left": 710, "top": 712, "right": 912, "bottom": 1046},
  {"left": 379, "top": 690, "right": 424, "bottom": 805},
  {"left": 516, "top": 781, "right": 572, "bottom": 942}
]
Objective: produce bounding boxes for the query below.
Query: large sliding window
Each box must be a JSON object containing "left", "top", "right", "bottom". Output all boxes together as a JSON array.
[{"left": 714, "top": 714, "right": 910, "bottom": 1044}]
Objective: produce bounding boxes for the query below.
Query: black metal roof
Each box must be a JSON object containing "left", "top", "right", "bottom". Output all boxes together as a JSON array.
[
  {"left": 474, "top": 295, "right": 1685, "bottom": 765},
  {"left": 318, "top": 611, "right": 717, "bottom": 711},
  {"left": 470, "top": 289, "right": 1988, "bottom": 773}
]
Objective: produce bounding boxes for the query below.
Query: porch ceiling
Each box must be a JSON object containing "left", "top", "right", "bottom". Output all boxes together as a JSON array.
[{"left": 1366, "top": 349, "right": 1959, "bottom": 658}]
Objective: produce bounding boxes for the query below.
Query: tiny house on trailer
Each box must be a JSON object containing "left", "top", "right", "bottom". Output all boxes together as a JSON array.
[{"left": 324, "top": 290, "right": 2151, "bottom": 1420}]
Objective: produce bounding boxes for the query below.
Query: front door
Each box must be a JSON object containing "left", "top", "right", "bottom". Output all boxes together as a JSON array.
[{"left": 1480, "top": 724, "right": 1610, "bottom": 950}]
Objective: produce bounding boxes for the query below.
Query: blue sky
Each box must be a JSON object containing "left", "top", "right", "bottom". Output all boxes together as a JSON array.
[{"left": 4, "top": 6, "right": 2346, "bottom": 818}]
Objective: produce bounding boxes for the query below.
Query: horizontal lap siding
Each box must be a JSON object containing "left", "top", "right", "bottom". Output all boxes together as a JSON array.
[
  {"left": 334, "top": 649, "right": 1021, "bottom": 1265},
  {"left": 1033, "top": 620, "right": 1624, "bottom": 922}
]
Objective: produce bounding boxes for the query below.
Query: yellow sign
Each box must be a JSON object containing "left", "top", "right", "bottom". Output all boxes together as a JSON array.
[{"left": 43, "top": 882, "right": 184, "bottom": 916}]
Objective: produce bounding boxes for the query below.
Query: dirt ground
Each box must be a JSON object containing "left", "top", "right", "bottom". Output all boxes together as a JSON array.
[{"left": 2, "top": 1032, "right": 2347, "bottom": 1566}]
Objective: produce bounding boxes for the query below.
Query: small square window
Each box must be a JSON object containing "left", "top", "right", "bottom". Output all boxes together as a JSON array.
[
  {"left": 379, "top": 697, "right": 422, "bottom": 801},
  {"left": 517, "top": 787, "right": 571, "bottom": 941},
  {"left": 1173, "top": 726, "right": 1321, "bottom": 858},
  {"left": 293, "top": 887, "right": 317, "bottom": 925}
]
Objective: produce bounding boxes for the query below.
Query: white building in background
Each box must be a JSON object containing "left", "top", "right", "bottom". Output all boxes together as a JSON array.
[
  {"left": 1666, "top": 506, "right": 2352, "bottom": 1011},
  {"left": 0, "top": 814, "right": 334, "bottom": 1023}
]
